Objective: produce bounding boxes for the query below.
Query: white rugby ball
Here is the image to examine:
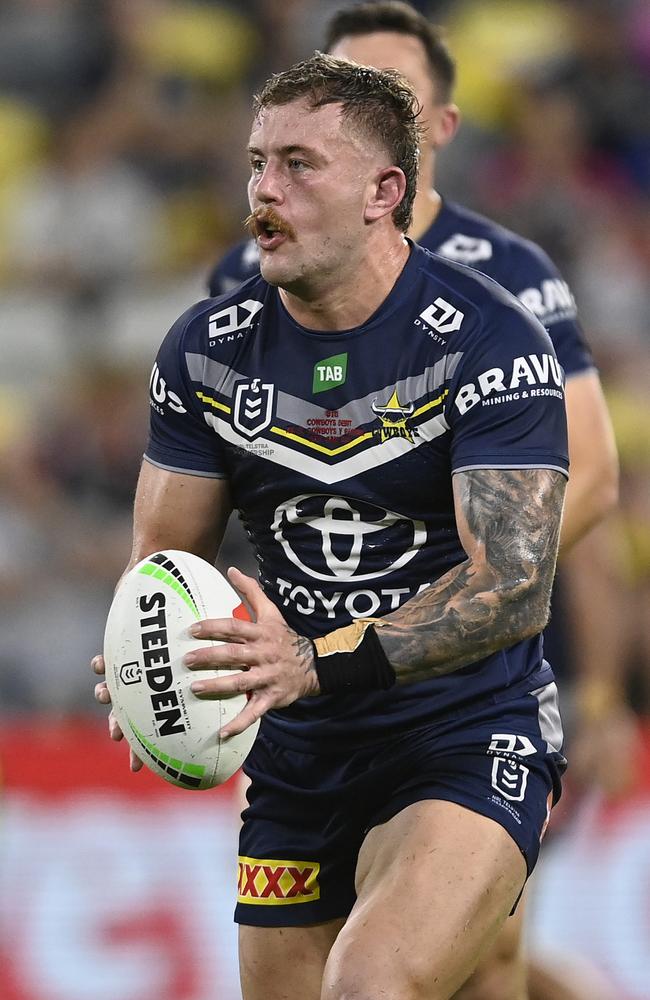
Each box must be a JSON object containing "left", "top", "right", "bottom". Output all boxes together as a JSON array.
[{"left": 103, "top": 550, "right": 258, "bottom": 789}]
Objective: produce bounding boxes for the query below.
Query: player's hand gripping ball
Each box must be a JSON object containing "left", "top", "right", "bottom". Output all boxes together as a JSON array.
[{"left": 103, "top": 550, "right": 259, "bottom": 789}]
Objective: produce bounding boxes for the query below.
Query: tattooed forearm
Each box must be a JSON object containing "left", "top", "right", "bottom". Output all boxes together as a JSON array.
[{"left": 377, "top": 468, "right": 566, "bottom": 683}]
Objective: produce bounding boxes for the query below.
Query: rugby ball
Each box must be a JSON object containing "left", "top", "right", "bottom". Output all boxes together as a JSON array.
[{"left": 103, "top": 550, "right": 259, "bottom": 789}]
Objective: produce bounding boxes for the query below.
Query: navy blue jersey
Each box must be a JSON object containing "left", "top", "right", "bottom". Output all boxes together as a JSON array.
[
  {"left": 148, "top": 242, "right": 568, "bottom": 750},
  {"left": 207, "top": 199, "right": 594, "bottom": 378}
]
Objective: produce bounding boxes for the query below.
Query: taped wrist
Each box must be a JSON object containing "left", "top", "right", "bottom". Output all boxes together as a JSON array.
[{"left": 313, "top": 620, "right": 396, "bottom": 694}]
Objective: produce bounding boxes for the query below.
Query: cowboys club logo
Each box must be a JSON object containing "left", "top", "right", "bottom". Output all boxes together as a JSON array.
[
  {"left": 233, "top": 378, "right": 275, "bottom": 439},
  {"left": 371, "top": 388, "right": 416, "bottom": 443},
  {"left": 271, "top": 494, "right": 426, "bottom": 582}
]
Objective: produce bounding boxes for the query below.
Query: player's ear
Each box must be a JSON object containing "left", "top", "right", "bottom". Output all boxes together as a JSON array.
[
  {"left": 364, "top": 166, "right": 407, "bottom": 223},
  {"left": 429, "top": 102, "right": 460, "bottom": 151}
]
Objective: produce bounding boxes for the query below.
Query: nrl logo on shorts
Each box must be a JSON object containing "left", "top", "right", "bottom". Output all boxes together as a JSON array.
[
  {"left": 233, "top": 377, "right": 275, "bottom": 439},
  {"left": 371, "top": 388, "right": 416, "bottom": 443},
  {"left": 488, "top": 733, "right": 536, "bottom": 802}
]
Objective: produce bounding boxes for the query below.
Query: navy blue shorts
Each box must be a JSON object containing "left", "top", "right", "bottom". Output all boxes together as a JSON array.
[{"left": 235, "top": 682, "right": 566, "bottom": 927}]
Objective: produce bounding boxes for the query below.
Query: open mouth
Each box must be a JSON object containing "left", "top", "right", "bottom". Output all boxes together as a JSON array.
[
  {"left": 259, "top": 232, "right": 287, "bottom": 251},
  {"left": 245, "top": 211, "right": 293, "bottom": 250}
]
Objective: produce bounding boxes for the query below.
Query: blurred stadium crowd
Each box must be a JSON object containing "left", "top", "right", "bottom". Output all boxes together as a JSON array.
[{"left": 0, "top": 0, "right": 649, "bottom": 798}]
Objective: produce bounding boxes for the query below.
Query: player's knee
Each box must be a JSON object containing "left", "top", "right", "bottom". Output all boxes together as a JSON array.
[
  {"left": 323, "top": 974, "right": 447, "bottom": 1000},
  {"left": 323, "top": 936, "right": 449, "bottom": 1000},
  {"left": 454, "top": 903, "right": 527, "bottom": 1000},
  {"left": 455, "top": 951, "right": 527, "bottom": 1000}
]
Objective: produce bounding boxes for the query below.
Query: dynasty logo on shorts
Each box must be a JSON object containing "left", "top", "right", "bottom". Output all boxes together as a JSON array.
[{"left": 237, "top": 856, "right": 321, "bottom": 905}]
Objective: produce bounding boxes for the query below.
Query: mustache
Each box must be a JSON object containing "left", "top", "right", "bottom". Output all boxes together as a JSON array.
[{"left": 244, "top": 208, "right": 296, "bottom": 241}]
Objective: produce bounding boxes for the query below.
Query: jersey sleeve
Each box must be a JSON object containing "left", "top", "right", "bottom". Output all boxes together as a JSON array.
[
  {"left": 445, "top": 300, "right": 569, "bottom": 478},
  {"left": 507, "top": 242, "right": 595, "bottom": 378},
  {"left": 144, "top": 310, "right": 229, "bottom": 479}
]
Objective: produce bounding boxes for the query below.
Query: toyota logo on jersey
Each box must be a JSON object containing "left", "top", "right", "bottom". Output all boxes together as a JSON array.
[{"left": 271, "top": 494, "right": 426, "bottom": 582}]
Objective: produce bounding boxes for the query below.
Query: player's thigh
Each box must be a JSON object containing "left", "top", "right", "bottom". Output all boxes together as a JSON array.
[
  {"left": 240, "top": 919, "right": 344, "bottom": 1000},
  {"left": 452, "top": 893, "right": 528, "bottom": 1000},
  {"left": 323, "top": 799, "right": 527, "bottom": 1000}
]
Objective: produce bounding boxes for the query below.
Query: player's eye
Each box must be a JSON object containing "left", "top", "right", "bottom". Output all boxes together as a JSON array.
[
  {"left": 250, "top": 158, "right": 265, "bottom": 174},
  {"left": 288, "top": 158, "right": 308, "bottom": 171}
]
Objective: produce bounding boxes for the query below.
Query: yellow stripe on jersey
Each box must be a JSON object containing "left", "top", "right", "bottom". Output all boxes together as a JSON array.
[
  {"left": 412, "top": 388, "right": 448, "bottom": 418},
  {"left": 196, "top": 390, "right": 231, "bottom": 414},
  {"left": 270, "top": 425, "right": 374, "bottom": 456},
  {"left": 195, "top": 387, "right": 448, "bottom": 456}
]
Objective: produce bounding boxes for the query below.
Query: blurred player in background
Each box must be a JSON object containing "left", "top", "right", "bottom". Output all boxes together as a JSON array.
[
  {"left": 204, "top": 4, "right": 619, "bottom": 999},
  {"left": 96, "top": 52, "right": 571, "bottom": 1000}
]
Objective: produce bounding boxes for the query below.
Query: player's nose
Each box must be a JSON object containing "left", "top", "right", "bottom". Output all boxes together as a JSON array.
[{"left": 252, "top": 162, "right": 284, "bottom": 205}]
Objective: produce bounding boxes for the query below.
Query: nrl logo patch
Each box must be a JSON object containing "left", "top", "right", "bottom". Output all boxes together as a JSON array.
[
  {"left": 233, "top": 378, "right": 275, "bottom": 439},
  {"left": 119, "top": 662, "right": 142, "bottom": 686}
]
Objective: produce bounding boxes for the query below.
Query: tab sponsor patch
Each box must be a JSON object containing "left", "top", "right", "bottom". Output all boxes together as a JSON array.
[
  {"left": 313, "top": 353, "right": 348, "bottom": 394},
  {"left": 237, "top": 856, "right": 321, "bottom": 905}
]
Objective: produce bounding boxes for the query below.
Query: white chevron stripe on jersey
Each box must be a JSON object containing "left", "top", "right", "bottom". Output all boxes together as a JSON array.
[{"left": 203, "top": 411, "right": 450, "bottom": 484}]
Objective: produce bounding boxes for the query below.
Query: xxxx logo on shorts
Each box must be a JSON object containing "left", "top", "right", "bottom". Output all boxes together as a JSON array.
[{"left": 237, "top": 856, "right": 320, "bottom": 905}]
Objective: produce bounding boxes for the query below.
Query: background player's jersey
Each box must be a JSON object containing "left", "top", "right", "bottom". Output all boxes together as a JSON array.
[
  {"left": 149, "top": 243, "right": 568, "bottom": 750},
  {"left": 207, "top": 199, "right": 594, "bottom": 379}
]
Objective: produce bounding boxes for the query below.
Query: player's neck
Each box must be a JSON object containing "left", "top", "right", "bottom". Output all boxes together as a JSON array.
[
  {"left": 279, "top": 236, "right": 411, "bottom": 332},
  {"left": 409, "top": 186, "right": 442, "bottom": 242}
]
